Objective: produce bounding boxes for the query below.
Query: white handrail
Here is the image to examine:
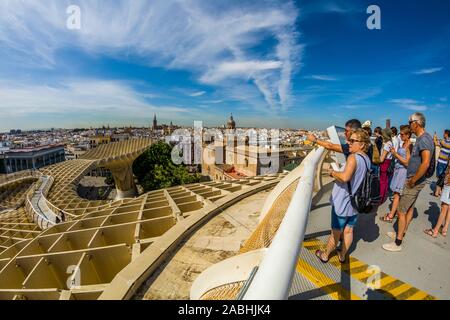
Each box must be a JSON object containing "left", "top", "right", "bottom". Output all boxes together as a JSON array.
[{"left": 243, "top": 147, "right": 326, "bottom": 300}]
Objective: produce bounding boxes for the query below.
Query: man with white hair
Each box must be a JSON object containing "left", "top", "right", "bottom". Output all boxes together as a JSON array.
[
  {"left": 383, "top": 112, "right": 435, "bottom": 252},
  {"left": 362, "top": 120, "right": 372, "bottom": 129}
]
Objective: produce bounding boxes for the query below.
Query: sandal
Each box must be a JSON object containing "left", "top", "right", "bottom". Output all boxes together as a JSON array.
[
  {"left": 337, "top": 252, "right": 347, "bottom": 264},
  {"left": 423, "top": 229, "right": 438, "bottom": 238},
  {"left": 441, "top": 229, "right": 448, "bottom": 237},
  {"left": 315, "top": 250, "right": 329, "bottom": 263},
  {"left": 380, "top": 214, "right": 395, "bottom": 223}
]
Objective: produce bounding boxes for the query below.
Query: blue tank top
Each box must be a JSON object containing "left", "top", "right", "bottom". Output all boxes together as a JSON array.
[
  {"left": 330, "top": 153, "right": 370, "bottom": 217},
  {"left": 395, "top": 145, "right": 407, "bottom": 170}
]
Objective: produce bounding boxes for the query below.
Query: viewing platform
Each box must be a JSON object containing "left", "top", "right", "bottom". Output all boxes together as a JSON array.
[{"left": 0, "top": 140, "right": 448, "bottom": 300}]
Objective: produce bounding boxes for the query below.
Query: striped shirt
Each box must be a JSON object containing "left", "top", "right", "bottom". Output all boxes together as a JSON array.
[{"left": 438, "top": 138, "right": 450, "bottom": 165}]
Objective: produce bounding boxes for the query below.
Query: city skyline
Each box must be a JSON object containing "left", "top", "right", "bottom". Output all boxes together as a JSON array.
[{"left": 0, "top": 0, "right": 449, "bottom": 133}]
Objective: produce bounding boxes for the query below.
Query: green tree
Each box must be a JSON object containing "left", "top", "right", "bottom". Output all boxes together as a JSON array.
[{"left": 133, "top": 142, "right": 200, "bottom": 192}]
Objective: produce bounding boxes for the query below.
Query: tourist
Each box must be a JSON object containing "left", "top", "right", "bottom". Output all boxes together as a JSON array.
[
  {"left": 374, "top": 127, "right": 383, "bottom": 155},
  {"left": 362, "top": 120, "right": 372, "bottom": 129},
  {"left": 306, "top": 119, "right": 361, "bottom": 158},
  {"left": 383, "top": 113, "right": 435, "bottom": 252},
  {"left": 433, "top": 130, "right": 450, "bottom": 197},
  {"left": 391, "top": 127, "right": 400, "bottom": 152},
  {"left": 363, "top": 126, "right": 373, "bottom": 160},
  {"left": 363, "top": 126, "right": 380, "bottom": 175},
  {"left": 424, "top": 159, "right": 450, "bottom": 238},
  {"left": 379, "top": 128, "right": 394, "bottom": 204},
  {"left": 315, "top": 129, "right": 371, "bottom": 263},
  {"left": 380, "top": 125, "right": 412, "bottom": 222}
]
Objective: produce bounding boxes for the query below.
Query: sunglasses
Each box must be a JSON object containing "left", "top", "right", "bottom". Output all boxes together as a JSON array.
[
  {"left": 409, "top": 120, "right": 418, "bottom": 125},
  {"left": 348, "top": 139, "right": 363, "bottom": 144}
]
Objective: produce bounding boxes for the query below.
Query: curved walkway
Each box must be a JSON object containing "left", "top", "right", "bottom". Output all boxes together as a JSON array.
[{"left": 29, "top": 176, "right": 60, "bottom": 228}]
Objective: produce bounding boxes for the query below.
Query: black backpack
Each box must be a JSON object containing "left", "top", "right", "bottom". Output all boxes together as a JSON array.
[{"left": 347, "top": 154, "right": 381, "bottom": 214}]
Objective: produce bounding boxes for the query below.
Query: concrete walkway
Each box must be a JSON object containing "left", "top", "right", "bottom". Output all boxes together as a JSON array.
[{"left": 30, "top": 176, "right": 59, "bottom": 226}]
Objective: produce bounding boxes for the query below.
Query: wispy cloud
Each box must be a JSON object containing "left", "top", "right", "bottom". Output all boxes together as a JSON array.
[
  {"left": 301, "top": 1, "right": 359, "bottom": 16},
  {"left": 201, "top": 60, "right": 282, "bottom": 83},
  {"left": 390, "top": 99, "right": 428, "bottom": 111},
  {"left": 0, "top": 79, "right": 189, "bottom": 119},
  {"left": 189, "top": 91, "right": 206, "bottom": 97},
  {"left": 204, "top": 100, "right": 224, "bottom": 104},
  {"left": 306, "top": 75, "right": 338, "bottom": 81},
  {"left": 413, "top": 67, "right": 443, "bottom": 75},
  {"left": 343, "top": 105, "right": 369, "bottom": 110},
  {"left": 0, "top": 0, "right": 301, "bottom": 113}
]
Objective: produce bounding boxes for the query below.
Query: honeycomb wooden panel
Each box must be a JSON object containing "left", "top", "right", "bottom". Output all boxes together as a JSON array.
[{"left": 0, "top": 138, "right": 286, "bottom": 300}]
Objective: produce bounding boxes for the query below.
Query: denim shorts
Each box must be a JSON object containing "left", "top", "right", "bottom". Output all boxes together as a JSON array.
[
  {"left": 331, "top": 207, "right": 358, "bottom": 231},
  {"left": 437, "top": 162, "right": 448, "bottom": 178}
]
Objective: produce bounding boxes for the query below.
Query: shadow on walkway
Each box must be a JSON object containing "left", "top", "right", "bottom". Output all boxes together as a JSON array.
[
  {"left": 424, "top": 201, "right": 441, "bottom": 227},
  {"left": 349, "top": 212, "right": 380, "bottom": 254}
]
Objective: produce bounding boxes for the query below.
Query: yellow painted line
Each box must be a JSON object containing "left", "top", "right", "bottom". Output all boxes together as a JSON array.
[
  {"left": 302, "top": 238, "right": 437, "bottom": 300},
  {"left": 348, "top": 266, "right": 372, "bottom": 282},
  {"left": 378, "top": 275, "right": 398, "bottom": 288},
  {"left": 296, "top": 258, "right": 361, "bottom": 300},
  {"left": 388, "top": 283, "right": 414, "bottom": 297},
  {"left": 406, "top": 290, "right": 435, "bottom": 300}
]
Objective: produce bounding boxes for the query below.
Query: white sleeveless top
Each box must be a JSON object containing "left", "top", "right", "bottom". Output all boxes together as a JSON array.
[{"left": 330, "top": 153, "right": 370, "bottom": 217}]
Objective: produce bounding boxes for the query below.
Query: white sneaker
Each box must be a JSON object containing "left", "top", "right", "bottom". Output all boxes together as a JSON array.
[{"left": 382, "top": 242, "right": 402, "bottom": 252}]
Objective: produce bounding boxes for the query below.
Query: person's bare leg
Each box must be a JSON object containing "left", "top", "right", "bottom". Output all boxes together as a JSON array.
[
  {"left": 322, "top": 229, "right": 341, "bottom": 259},
  {"left": 441, "top": 204, "right": 449, "bottom": 235},
  {"left": 434, "top": 185, "right": 442, "bottom": 197},
  {"left": 389, "top": 193, "right": 400, "bottom": 218},
  {"left": 404, "top": 206, "right": 415, "bottom": 235},
  {"left": 339, "top": 226, "right": 354, "bottom": 260},
  {"left": 397, "top": 211, "right": 407, "bottom": 241},
  {"left": 431, "top": 204, "right": 448, "bottom": 236}
]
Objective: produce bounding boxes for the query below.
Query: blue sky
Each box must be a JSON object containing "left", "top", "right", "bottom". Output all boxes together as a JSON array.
[{"left": 0, "top": 0, "right": 448, "bottom": 134}]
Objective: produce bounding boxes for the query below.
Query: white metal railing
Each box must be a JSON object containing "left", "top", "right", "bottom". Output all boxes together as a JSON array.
[{"left": 242, "top": 147, "right": 326, "bottom": 300}]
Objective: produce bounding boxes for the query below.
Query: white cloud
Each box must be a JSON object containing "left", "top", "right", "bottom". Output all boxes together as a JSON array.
[
  {"left": 190, "top": 91, "right": 206, "bottom": 97},
  {"left": 390, "top": 99, "right": 428, "bottom": 111},
  {"left": 201, "top": 60, "right": 282, "bottom": 83},
  {"left": 0, "top": 0, "right": 301, "bottom": 113},
  {"left": 307, "top": 75, "right": 338, "bottom": 81},
  {"left": 413, "top": 67, "right": 443, "bottom": 75},
  {"left": 0, "top": 79, "right": 189, "bottom": 119},
  {"left": 205, "top": 100, "right": 224, "bottom": 104}
]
